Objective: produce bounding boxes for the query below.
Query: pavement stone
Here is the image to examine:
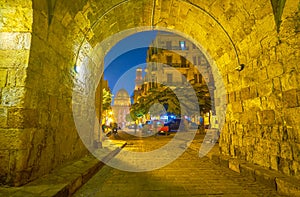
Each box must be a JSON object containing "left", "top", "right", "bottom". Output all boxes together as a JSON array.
[
  {"left": 1, "top": 130, "right": 298, "bottom": 196},
  {"left": 0, "top": 139, "right": 127, "bottom": 197},
  {"left": 189, "top": 133, "right": 300, "bottom": 197},
  {"left": 74, "top": 131, "right": 287, "bottom": 197}
]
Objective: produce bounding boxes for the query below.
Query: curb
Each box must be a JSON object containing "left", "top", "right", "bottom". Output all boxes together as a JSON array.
[
  {"left": 0, "top": 141, "right": 127, "bottom": 197},
  {"left": 58, "top": 142, "right": 127, "bottom": 197},
  {"left": 189, "top": 142, "right": 300, "bottom": 196}
]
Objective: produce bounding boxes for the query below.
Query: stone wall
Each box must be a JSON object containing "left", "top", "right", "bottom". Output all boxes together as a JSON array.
[
  {"left": 0, "top": 0, "right": 34, "bottom": 185},
  {"left": 217, "top": 0, "right": 300, "bottom": 176}
]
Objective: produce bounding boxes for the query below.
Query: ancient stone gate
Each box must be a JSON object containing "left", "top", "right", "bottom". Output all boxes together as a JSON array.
[{"left": 0, "top": 0, "right": 299, "bottom": 186}]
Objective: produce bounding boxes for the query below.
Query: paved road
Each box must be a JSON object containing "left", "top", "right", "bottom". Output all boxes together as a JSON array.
[{"left": 74, "top": 130, "right": 282, "bottom": 197}]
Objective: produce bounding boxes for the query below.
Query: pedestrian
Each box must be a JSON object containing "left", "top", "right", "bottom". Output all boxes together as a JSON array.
[
  {"left": 183, "top": 118, "right": 189, "bottom": 132},
  {"left": 199, "top": 116, "right": 204, "bottom": 134},
  {"left": 134, "top": 123, "right": 137, "bottom": 134},
  {"left": 101, "top": 124, "right": 106, "bottom": 133}
]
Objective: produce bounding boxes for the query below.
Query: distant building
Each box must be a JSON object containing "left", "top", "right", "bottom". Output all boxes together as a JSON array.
[
  {"left": 143, "top": 31, "right": 213, "bottom": 92},
  {"left": 135, "top": 67, "right": 143, "bottom": 90},
  {"left": 133, "top": 32, "right": 214, "bottom": 118},
  {"left": 111, "top": 89, "right": 131, "bottom": 129},
  {"left": 133, "top": 67, "right": 143, "bottom": 103}
]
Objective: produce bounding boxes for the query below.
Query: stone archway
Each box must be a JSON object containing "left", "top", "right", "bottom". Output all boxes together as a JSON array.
[{"left": 0, "top": 0, "right": 299, "bottom": 186}]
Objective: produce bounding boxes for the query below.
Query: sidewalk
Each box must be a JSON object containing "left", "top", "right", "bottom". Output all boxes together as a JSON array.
[
  {"left": 189, "top": 133, "right": 300, "bottom": 196},
  {"left": 0, "top": 140, "right": 127, "bottom": 197}
]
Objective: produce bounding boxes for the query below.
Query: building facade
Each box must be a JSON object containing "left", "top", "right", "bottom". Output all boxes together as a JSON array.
[
  {"left": 143, "top": 32, "right": 213, "bottom": 90},
  {"left": 135, "top": 32, "right": 214, "bottom": 119},
  {"left": 111, "top": 89, "right": 131, "bottom": 129}
]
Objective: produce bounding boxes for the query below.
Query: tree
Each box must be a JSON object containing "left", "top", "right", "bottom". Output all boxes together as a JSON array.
[
  {"left": 130, "top": 83, "right": 211, "bottom": 119},
  {"left": 102, "top": 88, "right": 112, "bottom": 111}
]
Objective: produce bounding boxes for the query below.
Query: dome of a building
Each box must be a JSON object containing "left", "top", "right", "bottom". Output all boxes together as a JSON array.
[{"left": 113, "top": 89, "right": 130, "bottom": 106}]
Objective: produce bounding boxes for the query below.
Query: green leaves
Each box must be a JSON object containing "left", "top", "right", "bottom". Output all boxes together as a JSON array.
[
  {"left": 102, "top": 89, "right": 112, "bottom": 111},
  {"left": 130, "top": 84, "right": 211, "bottom": 119}
]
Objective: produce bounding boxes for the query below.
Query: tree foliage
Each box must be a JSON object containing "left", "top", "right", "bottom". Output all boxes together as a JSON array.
[
  {"left": 130, "top": 84, "right": 211, "bottom": 120},
  {"left": 102, "top": 88, "right": 112, "bottom": 111}
]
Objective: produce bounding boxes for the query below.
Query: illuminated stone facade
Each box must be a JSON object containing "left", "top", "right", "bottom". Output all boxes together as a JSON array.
[
  {"left": 142, "top": 32, "right": 213, "bottom": 104},
  {"left": 112, "top": 89, "right": 131, "bottom": 129}
]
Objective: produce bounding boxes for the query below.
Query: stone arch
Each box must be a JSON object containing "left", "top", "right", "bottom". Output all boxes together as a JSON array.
[{"left": 1, "top": 0, "right": 299, "bottom": 186}]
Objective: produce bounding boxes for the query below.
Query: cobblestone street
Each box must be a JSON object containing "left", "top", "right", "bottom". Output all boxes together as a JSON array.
[{"left": 74, "top": 130, "right": 282, "bottom": 197}]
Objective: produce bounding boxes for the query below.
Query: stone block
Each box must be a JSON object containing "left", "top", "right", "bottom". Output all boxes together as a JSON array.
[
  {"left": 0, "top": 108, "right": 8, "bottom": 128},
  {"left": 1, "top": 87, "right": 26, "bottom": 107},
  {"left": 253, "top": 151, "right": 270, "bottom": 168},
  {"left": 7, "top": 108, "right": 38, "bottom": 129},
  {"left": 0, "top": 129, "right": 31, "bottom": 149},
  {"left": 267, "top": 62, "right": 284, "bottom": 78},
  {"left": 0, "top": 6, "right": 33, "bottom": 32},
  {"left": 269, "top": 141, "right": 280, "bottom": 156},
  {"left": 254, "top": 168, "right": 278, "bottom": 190},
  {"left": 0, "top": 32, "right": 31, "bottom": 50},
  {"left": 211, "top": 154, "right": 220, "bottom": 165},
  {"left": 291, "top": 144, "right": 300, "bottom": 162},
  {"left": 257, "top": 67, "right": 268, "bottom": 81},
  {"left": 257, "top": 110, "right": 275, "bottom": 125},
  {"left": 257, "top": 81, "right": 273, "bottom": 97},
  {"left": 240, "top": 87, "right": 250, "bottom": 100},
  {"left": 291, "top": 161, "right": 300, "bottom": 176},
  {"left": 7, "top": 108, "right": 24, "bottom": 128},
  {"left": 249, "top": 85, "right": 258, "bottom": 98},
  {"left": 0, "top": 150, "right": 9, "bottom": 183},
  {"left": 242, "top": 97, "right": 262, "bottom": 111},
  {"left": 281, "top": 70, "right": 298, "bottom": 91},
  {"left": 270, "top": 156, "right": 279, "bottom": 171},
  {"left": 231, "top": 101, "right": 243, "bottom": 113},
  {"left": 0, "top": 69, "right": 8, "bottom": 87},
  {"left": 272, "top": 77, "right": 282, "bottom": 91},
  {"left": 240, "top": 109, "right": 258, "bottom": 124},
  {"left": 69, "top": 175, "right": 83, "bottom": 195},
  {"left": 228, "top": 158, "right": 240, "bottom": 173},
  {"left": 276, "top": 177, "right": 300, "bottom": 196},
  {"left": 0, "top": 50, "right": 30, "bottom": 68},
  {"left": 239, "top": 163, "right": 256, "bottom": 181},
  {"left": 219, "top": 155, "right": 230, "bottom": 168},
  {"left": 228, "top": 92, "right": 235, "bottom": 103},
  {"left": 234, "top": 91, "right": 241, "bottom": 101},
  {"left": 280, "top": 142, "right": 293, "bottom": 160},
  {"left": 278, "top": 158, "right": 292, "bottom": 175},
  {"left": 283, "top": 89, "right": 298, "bottom": 108}
]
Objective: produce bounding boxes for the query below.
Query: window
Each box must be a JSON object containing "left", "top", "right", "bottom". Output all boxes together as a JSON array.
[
  {"left": 193, "top": 56, "right": 197, "bottom": 65},
  {"left": 198, "top": 56, "right": 201, "bottom": 65},
  {"left": 194, "top": 74, "right": 198, "bottom": 83},
  {"left": 166, "top": 55, "right": 172, "bottom": 65},
  {"left": 166, "top": 41, "right": 172, "bottom": 50},
  {"left": 167, "top": 74, "right": 173, "bottom": 83},
  {"left": 152, "top": 64, "right": 157, "bottom": 71},
  {"left": 181, "top": 56, "right": 187, "bottom": 67},
  {"left": 179, "top": 41, "right": 186, "bottom": 50},
  {"left": 199, "top": 74, "right": 202, "bottom": 83}
]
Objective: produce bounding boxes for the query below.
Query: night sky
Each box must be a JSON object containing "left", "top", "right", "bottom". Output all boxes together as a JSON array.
[{"left": 104, "top": 31, "right": 157, "bottom": 102}]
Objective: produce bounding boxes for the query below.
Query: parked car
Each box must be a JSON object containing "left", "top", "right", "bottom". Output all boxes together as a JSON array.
[
  {"left": 164, "top": 118, "right": 181, "bottom": 132},
  {"left": 143, "top": 120, "right": 164, "bottom": 133},
  {"left": 156, "top": 118, "right": 182, "bottom": 134}
]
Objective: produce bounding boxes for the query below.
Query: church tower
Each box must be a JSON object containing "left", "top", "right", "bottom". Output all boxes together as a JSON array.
[{"left": 134, "top": 67, "right": 143, "bottom": 90}]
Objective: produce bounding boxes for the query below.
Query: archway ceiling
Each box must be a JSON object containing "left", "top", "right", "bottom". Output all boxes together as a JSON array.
[{"left": 54, "top": 0, "right": 277, "bottom": 75}]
